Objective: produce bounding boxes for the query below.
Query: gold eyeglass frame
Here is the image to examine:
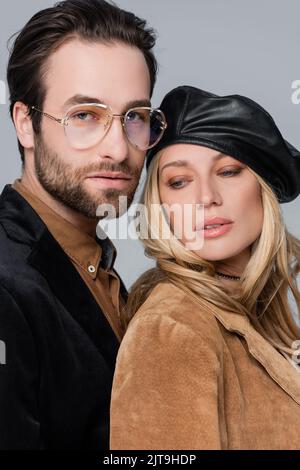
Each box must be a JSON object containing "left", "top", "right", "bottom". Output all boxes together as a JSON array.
[{"left": 31, "top": 103, "right": 167, "bottom": 150}]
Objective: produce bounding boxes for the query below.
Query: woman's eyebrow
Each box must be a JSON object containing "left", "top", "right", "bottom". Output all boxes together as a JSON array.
[
  {"left": 160, "top": 160, "right": 189, "bottom": 174},
  {"left": 160, "top": 153, "right": 226, "bottom": 174}
]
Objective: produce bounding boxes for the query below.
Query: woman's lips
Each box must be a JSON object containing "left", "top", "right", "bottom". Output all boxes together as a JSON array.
[{"left": 200, "top": 222, "right": 234, "bottom": 239}]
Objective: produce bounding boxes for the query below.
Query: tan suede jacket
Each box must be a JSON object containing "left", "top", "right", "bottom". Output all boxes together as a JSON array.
[{"left": 110, "top": 282, "right": 300, "bottom": 450}]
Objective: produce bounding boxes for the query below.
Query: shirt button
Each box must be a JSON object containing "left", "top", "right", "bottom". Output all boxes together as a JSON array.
[{"left": 88, "top": 265, "right": 96, "bottom": 274}]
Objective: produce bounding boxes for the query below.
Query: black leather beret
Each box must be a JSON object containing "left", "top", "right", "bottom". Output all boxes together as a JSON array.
[{"left": 147, "top": 86, "right": 300, "bottom": 203}]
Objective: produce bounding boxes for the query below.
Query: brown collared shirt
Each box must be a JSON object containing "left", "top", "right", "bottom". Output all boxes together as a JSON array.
[{"left": 12, "top": 179, "right": 124, "bottom": 342}]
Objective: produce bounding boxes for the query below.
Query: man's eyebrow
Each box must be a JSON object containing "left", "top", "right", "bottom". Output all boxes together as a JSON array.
[
  {"left": 63, "top": 94, "right": 151, "bottom": 112},
  {"left": 123, "top": 99, "right": 152, "bottom": 111},
  {"left": 160, "top": 153, "right": 226, "bottom": 174},
  {"left": 63, "top": 95, "right": 102, "bottom": 108}
]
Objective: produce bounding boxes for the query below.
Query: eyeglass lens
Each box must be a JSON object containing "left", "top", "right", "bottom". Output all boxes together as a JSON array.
[{"left": 64, "top": 105, "right": 166, "bottom": 150}]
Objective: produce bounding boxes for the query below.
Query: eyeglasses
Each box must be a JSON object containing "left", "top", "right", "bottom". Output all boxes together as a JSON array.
[{"left": 31, "top": 103, "right": 167, "bottom": 151}]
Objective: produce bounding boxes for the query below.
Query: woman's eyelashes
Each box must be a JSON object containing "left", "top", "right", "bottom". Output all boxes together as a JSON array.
[
  {"left": 219, "top": 168, "right": 243, "bottom": 177},
  {"left": 168, "top": 178, "right": 191, "bottom": 189},
  {"left": 166, "top": 168, "right": 243, "bottom": 190}
]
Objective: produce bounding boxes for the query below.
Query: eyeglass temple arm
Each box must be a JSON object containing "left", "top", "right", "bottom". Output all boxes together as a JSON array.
[{"left": 31, "top": 106, "right": 64, "bottom": 124}]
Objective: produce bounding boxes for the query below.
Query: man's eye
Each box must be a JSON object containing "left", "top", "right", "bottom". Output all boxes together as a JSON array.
[
  {"left": 127, "top": 111, "right": 142, "bottom": 121},
  {"left": 73, "top": 112, "right": 98, "bottom": 121}
]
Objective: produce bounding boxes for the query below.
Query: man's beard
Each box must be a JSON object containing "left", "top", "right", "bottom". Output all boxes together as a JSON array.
[{"left": 34, "top": 135, "right": 142, "bottom": 219}]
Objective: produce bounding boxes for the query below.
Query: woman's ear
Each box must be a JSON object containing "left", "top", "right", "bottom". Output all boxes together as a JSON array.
[{"left": 13, "top": 102, "right": 35, "bottom": 150}]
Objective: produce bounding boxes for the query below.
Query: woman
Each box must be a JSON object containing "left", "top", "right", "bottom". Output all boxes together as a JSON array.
[{"left": 110, "top": 86, "right": 300, "bottom": 449}]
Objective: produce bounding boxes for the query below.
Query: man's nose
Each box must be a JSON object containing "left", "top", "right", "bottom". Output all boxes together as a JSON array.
[{"left": 97, "top": 116, "right": 129, "bottom": 163}]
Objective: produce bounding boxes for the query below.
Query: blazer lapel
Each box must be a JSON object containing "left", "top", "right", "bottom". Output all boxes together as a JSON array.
[
  {"left": 0, "top": 184, "right": 119, "bottom": 369},
  {"left": 210, "top": 307, "right": 300, "bottom": 406},
  {"left": 28, "top": 229, "right": 119, "bottom": 370}
]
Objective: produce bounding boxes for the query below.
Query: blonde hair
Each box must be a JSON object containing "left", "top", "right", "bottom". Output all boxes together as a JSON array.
[{"left": 123, "top": 151, "right": 300, "bottom": 360}]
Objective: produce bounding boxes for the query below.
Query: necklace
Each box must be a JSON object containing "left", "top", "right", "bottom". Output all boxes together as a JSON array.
[{"left": 215, "top": 271, "right": 241, "bottom": 281}]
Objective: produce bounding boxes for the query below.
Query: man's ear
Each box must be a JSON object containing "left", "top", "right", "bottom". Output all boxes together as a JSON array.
[{"left": 13, "top": 102, "right": 35, "bottom": 150}]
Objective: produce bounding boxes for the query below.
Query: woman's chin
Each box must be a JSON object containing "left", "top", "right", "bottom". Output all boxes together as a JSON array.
[{"left": 192, "top": 249, "right": 235, "bottom": 262}]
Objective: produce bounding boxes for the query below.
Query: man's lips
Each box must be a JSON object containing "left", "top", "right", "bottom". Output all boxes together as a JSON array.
[
  {"left": 86, "top": 172, "right": 132, "bottom": 180},
  {"left": 86, "top": 172, "right": 133, "bottom": 189}
]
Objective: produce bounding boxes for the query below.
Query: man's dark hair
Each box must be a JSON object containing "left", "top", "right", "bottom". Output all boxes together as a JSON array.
[{"left": 7, "top": 0, "right": 157, "bottom": 162}]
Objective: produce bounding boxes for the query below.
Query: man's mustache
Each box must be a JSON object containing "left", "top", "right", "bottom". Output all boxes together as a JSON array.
[{"left": 75, "top": 161, "right": 140, "bottom": 179}]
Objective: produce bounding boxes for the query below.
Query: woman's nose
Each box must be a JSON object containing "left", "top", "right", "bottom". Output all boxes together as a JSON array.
[{"left": 196, "top": 179, "right": 222, "bottom": 206}]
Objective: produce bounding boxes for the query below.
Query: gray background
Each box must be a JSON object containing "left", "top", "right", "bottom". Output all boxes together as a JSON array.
[{"left": 1, "top": 0, "right": 299, "bottom": 288}]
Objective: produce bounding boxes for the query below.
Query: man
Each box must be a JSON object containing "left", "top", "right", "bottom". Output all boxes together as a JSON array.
[{"left": 0, "top": 0, "right": 166, "bottom": 449}]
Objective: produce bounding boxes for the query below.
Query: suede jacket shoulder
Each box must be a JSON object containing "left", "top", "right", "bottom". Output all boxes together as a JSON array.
[{"left": 110, "top": 282, "right": 300, "bottom": 450}]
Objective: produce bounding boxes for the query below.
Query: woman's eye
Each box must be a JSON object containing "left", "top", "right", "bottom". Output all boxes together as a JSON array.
[
  {"left": 219, "top": 169, "right": 242, "bottom": 177},
  {"left": 166, "top": 170, "right": 241, "bottom": 189},
  {"left": 168, "top": 179, "right": 188, "bottom": 189}
]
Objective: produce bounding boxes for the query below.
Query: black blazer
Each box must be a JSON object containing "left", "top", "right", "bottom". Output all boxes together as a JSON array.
[{"left": 0, "top": 184, "right": 126, "bottom": 450}]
